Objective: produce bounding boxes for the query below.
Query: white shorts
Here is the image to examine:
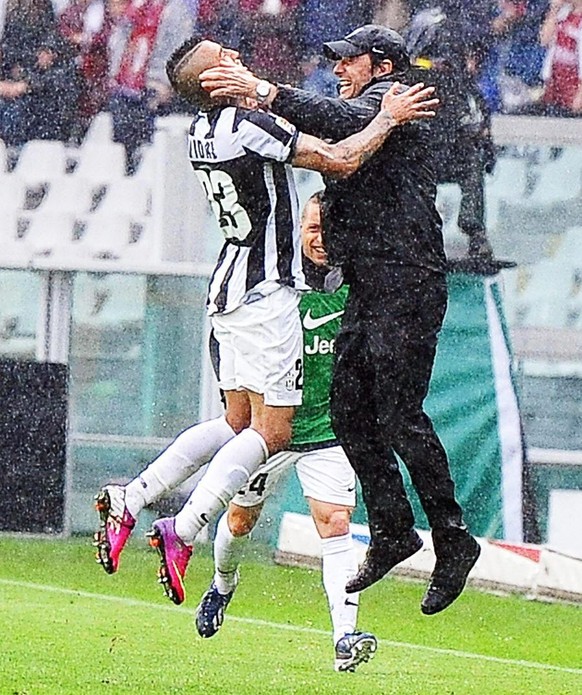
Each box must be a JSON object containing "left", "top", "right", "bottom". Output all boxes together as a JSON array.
[
  {"left": 210, "top": 286, "right": 303, "bottom": 407},
  {"left": 233, "top": 445, "right": 357, "bottom": 508}
]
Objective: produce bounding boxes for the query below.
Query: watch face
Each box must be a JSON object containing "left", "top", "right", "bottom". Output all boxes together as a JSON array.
[{"left": 257, "top": 82, "right": 270, "bottom": 99}]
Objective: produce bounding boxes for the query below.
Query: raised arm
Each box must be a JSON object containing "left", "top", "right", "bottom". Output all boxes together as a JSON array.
[
  {"left": 200, "top": 65, "right": 384, "bottom": 140},
  {"left": 291, "top": 82, "right": 437, "bottom": 178}
]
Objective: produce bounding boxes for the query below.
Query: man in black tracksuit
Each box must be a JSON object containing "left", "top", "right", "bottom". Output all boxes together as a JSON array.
[{"left": 199, "top": 25, "right": 480, "bottom": 615}]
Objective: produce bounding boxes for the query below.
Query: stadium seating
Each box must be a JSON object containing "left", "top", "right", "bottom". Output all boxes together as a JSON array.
[
  {"left": 0, "top": 211, "right": 28, "bottom": 266},
  {"left": 486, "top": 145, "right": 582, "bottom": 266},
  {"left": 2, "top": 112, "right": 582, "bottom": 539},
  {"left": 489, "top": 152, "right": 528, "bottom": 202},
  {"left": 530, "top": 147, "right": 582, "bottom": 205},
  {"left": 73, "top": 141, "right": 127, "bottom": 186},
  {"left": 97, "top": 177, "right": 151, "bottom": 218},
  {"left": 0, "top": 134, "right": 159, "bottom": 269},
  {"left": 566, "top": 284, "right": 582, "bottom": 328},
  {"left": 71, "top": 212, "right": 152, "bottom": 262},
  {"left": 435, "top": 183, "right": 467, "bottom": 258},
  {"left": 17, "top": 210, "right": 79, "bottom": 260},
  {"left": 0, "top": 175, "right": 28, "bottom": 215},
  {"left": 13, "top": 140, "right": 69, "bottom": 186},
  {"left": 73, "top": 273, "right": 146, "bottom": 328},
  {"left": 133, "top": 144, "right": 156, "bottom": 183},
  {"left": 38, "top": 176, "right": 97, "bottom": 216},
  {"left": 499, "top": 267, "right": 519, "bottom": 325},
  {"left": 554, "top": 227, "right": 582, "bottom": 328},
  {"left": 0, "top": 139, "right": 6, "bottom": 173},
  {"left": 83, "top": 112, "right": 114, "bottom": 145},
  {"left": 512, "top": 259, "right": 572, "bottom": 327},
  {"left": 0, "top": 270, "right": 39, "bottom": 357},
  {"left": 5, "top": 140, "right": 72, "bottom": 214},
  {"left": 555, "top": 226, "right": 582, "bottom": 266}
]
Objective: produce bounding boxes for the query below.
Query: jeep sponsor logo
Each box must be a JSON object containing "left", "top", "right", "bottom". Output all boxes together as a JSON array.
[{"left": 305, "top": 335, "right": 335, "bottom": 355}]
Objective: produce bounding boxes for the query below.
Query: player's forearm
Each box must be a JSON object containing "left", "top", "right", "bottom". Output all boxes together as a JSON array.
[
  {"left": 274, "top": 84, "right": 377, "bottom": 140},
  {"left": 326, "top": 110, "right": 397, "bottom": 178},
  {"left": 292, "top": 110, "right": 397, "bottom": 178},
  {"left": 199, "top": 66, "right": 378, "bottom": 139}
]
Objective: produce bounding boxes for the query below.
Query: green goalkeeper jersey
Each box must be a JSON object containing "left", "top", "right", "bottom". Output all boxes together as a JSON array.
[{"left": 290, "top": 285, "right": 349, "bottom": 451}]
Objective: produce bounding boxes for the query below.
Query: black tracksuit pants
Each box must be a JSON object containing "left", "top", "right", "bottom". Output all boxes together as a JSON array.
[{"left": 330, "top": 262, "right": 465, "bottom": 544}]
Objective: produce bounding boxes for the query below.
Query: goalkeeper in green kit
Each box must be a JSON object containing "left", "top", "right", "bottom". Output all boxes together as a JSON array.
[{"left": 195, "top": 192, "right": 377, "bottom": 673}]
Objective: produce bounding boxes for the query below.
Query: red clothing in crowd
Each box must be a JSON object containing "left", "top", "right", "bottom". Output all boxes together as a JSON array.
[
  {"left": 543, "top": 6, "right": 582, "bottom": 110},
  {"left": 113, "top": 0, "right": 169, "bottom": 93},
  {"left": 58, "top": 0, "right": 112, "bottom": 120}
]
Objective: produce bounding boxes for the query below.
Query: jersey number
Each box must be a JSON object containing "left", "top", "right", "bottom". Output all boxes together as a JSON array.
[
  {"left": 195, "top": 169, "right": 252, "bottom": 241},
  {"left": 294, "top": 358, "right": 303, "bottom": 390},
  {"left": 248, "top": 473, "right": 268, "bottom": 497}
]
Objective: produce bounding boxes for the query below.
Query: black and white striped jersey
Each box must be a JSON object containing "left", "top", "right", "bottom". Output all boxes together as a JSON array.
[{"left": 188, "top": 106, "right": 308, "bottom": 316}]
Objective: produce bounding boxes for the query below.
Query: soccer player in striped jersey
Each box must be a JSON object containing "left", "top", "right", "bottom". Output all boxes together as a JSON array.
[
  {"left": 94, "top": 37, "right": 437, "bottom": 608},
  {"left": 194, "top": 193, "right": 377, "bottom": 673}
]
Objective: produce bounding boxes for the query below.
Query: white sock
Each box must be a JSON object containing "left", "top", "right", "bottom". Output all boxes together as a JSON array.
[
  {"left": 213, "top": 513, "right": 248, "bottom": 594},
  {"left": 321, "top": 533, "right": 360, "bottom": 645},
  {"left": 124, "top": 416, "right": 236, "bottom": 518},
  {"left": 174, "top": 428, "right": 268, "bottom": 544}
]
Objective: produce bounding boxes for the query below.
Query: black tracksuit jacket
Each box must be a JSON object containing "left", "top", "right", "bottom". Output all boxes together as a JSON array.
[
  {"left": 271, "top": 78, "right": 465, "bottom": 542},
  {"left": 272, "top": 76, "right": 447, "bottom": 276}
]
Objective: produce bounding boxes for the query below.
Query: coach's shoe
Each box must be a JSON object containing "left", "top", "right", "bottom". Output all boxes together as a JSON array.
[
  {"left": 421, "top": 530, "right": 481, "bottom": 615},
  {"left": 346, "top": 530, "right": 423, "bottom": 593},
  {"left": 195, "top": 576, "right": 238, "bottom": 638},
  {"left": 93, "top": 485, "right": 136, "bottom": 574},
  {"left": 334, "top": 632, "right": 377, "bottom": 672},
  {"left": 148, "top": 517, "right": 193, "bottom": 606}
]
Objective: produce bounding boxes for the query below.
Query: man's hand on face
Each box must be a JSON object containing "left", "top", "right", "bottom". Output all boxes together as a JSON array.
[
  {"left": 381, "top": 82, "right": 439, "bottom": 125},
  {"left": 200, "top": 64, "right": 262, "bottom": 100}
]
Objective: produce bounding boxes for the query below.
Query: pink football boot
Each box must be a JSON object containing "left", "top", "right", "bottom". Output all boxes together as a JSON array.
[
  {"left": 94, "top": 485, "right": 136, "bottom": 574},
  {"left": 148, "top": 517, "right": 193, "bottom": 605}
]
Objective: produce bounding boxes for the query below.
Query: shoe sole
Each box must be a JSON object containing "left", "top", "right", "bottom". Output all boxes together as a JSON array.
[
  {"left": 196, "top": 586, "right": 235, "bottom": 638},
  {"left": 335, "top": 636, "right": 377, "bottom": 673},
  {"left": 195, "top": 599, "right": 224, "bottom": 638},
  {"left": 421, "top": 542, "right": 482, "bottom": 615},
  {"left": 147, "top": 526, "right": 184, "bottom": 606},
  {"left": 93, "top": 490, "right": 115, "bottom": 575},
  {"left": 346, "top": 535, "right": 424, "bottom": 593}
]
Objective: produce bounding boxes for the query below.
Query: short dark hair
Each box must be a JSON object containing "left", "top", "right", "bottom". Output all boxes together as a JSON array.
[
  {"left": 302, "top": 190, "right": 324, "bottom": 219},
  {"left": 165, "top": 34, "right": 205, "bottom": 93}
]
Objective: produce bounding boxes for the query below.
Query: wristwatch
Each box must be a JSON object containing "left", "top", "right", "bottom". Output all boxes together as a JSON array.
[{"left": 255, "top": 80, "right": 272, "bottom": 104}]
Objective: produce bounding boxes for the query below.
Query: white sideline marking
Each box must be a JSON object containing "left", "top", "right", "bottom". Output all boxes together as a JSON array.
[{"left": 2, "top": 578, "right": 582, "bottom": 677}]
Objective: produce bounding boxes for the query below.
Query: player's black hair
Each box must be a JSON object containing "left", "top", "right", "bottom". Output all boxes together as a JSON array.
[
  {"left": 165, "top": 34, "right": 206, "bottom": 92},
  {"left": 302, "top": 190, "right": 324, "bottom": 217}
]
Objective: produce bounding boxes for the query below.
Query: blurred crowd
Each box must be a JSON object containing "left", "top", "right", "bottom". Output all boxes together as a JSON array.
[{"left": 0, "top": 0, "right": 581, "bottom": 167}]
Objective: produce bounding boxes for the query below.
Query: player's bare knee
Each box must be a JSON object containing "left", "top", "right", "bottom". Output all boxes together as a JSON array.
[
  {"left": 326, "top": 508, "right": 351, "bottom": 537},
  {"left": 227, "top": 503, "right": 261, "bottom": 537},
  {"left": 253, "top": 421, "right": 292, "bottom": 456},
  {"left": 225, "top": 414, "right": 248, "bottom": 434},
  {"left": 313, "top": 506, "right": 351, "bottom": 538},
  {"left": 225, "top": 406, "right": 251, "bottom": 434},
  {"left": 264, "top": 429, "right": 292, "bottom": 455},
  {"left": 250, "top": 401, "right": 294, "bottom": 455}
]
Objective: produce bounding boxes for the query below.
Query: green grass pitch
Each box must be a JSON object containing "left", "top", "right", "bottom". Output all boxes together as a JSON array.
[{"left": 1, "top": 536, "right": 581, "bottom": 694}]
